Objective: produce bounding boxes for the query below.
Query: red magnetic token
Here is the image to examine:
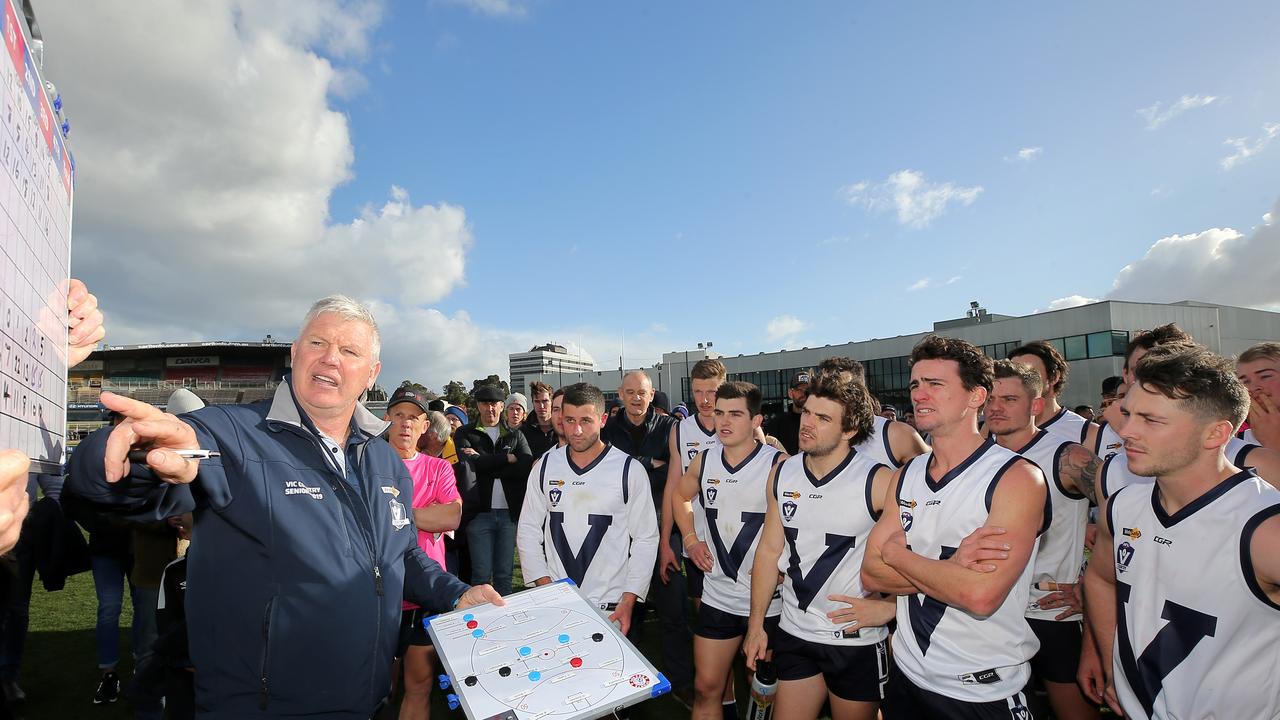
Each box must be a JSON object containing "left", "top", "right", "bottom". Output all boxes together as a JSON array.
[
  {"left": 570, "top": 657, "right": 583, "bottom": 668},
  {"left": 466, "top": 620, "right": 478, "bottom": 629}
]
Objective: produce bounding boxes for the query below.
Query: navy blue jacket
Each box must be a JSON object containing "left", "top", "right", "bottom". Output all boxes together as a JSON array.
[{"left": 68, "top": 380, "right": 470, "bottom": 719}]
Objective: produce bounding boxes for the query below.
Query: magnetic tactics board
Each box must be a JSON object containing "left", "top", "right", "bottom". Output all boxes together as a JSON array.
[
  {"left": 427, "top": 581, "right": 670, "bottom": 720},
  {"left": 0, "top": 0, "right": 74, "bottom": 473}
]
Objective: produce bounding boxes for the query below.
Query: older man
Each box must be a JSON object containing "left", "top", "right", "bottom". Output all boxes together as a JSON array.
[
  {"left": 603, "top": 371, "right": 692, "bottom": 703},
  {"left": 384, "top": 386, "right": 462, "bottom": 720},
  {"left": 455, "top": 386, "right": 532, "bottom": 596},
  {"left": 67, "top": 296, "right": 500, "bottom": 720}
]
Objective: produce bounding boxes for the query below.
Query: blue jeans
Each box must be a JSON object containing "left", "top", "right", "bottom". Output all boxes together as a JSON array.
[
  {"left": 91, "top": 554, "right": 149, "bottom": 669},
  {"left": 466, "top": 509, "right": 516, "bottom": 595}
]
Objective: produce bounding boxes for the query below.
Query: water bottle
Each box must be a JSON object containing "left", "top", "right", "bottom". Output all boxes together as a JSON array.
[{"left": 746, "top": 660, "right": 777, "bottom": 720}]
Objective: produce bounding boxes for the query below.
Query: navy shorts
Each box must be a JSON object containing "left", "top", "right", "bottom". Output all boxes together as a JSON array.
[
  {"left": 772, "top": 629, "right": 888, "bottom": 702},
  {"left": 398, "top": 608, "right": 434, "bottom": 655},
  {"left": 882, "top": 664, "right": 1034, "bottom": 720},
  {"left": 1028, "top": 618, "right": 1082, "bottom": 684},
  {"left": 695, "top": 602, "right": 779, "bottom": 641}
]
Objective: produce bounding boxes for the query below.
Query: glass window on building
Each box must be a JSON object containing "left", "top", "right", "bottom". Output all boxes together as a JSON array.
[
  {"left": 1063, "top": 335, "right": 1088, "bottom": 361},
  {"left": 1086, "top": 331, "right": 1114, "bottom": 358},
  {"left": 1111, "top": 330, "right": 1129, "bottom": 356}
]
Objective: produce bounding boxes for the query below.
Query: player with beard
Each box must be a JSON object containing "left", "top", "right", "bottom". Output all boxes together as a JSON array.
[
  {"left": 1009, "top": 341, "right": 1100, "bottom": 450},
  {"left": 817, "top": 357, "right": 930, "bottom": 469},
  {"left": 550, "top": 387, "right": 567, "bottom": 448},
  {"left": 744, "top": 371, "right": 896, "bottom": 720},
  {"left": 1084, "top": 344, "right": 1280, "bottom": 719},
  {"left": 516, "top": 384, "right": 659, "bottom": 634},
  {"left": 864, "top": 336, "right": 1047, "bottom": 720},
  {"left": 985, "top": 361, "right": 1101, "bottom": 720},
  {"left": 672, "top": 381, "right": 785, "bottom": 720}
]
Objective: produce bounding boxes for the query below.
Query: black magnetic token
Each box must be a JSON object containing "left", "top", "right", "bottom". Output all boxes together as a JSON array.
[
  {"left": 498, "top": 666, "right": 511, "bottom": 677},
  {"left": 591, "top": 633, "right": 604, "bottom": 642},
  {"left": 464, "top": 676, "right": 478, "bottom": 687}
]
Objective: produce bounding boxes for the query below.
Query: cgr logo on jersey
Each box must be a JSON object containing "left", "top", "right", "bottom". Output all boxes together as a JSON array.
[
  {"left": 1122, "top": 527, "right": 1142, "bottom": 540},
  {"left": 1153, "top": 535, "right": 1172, "bottom": 546},
  {"left": 900, "top": 510, "right": 913, "bottom": 531},
  {"left": 705, "top": 487, "right": 718, "bottom": 506},
  {"left": 1116, "top": 541, "right": 1135, "bottom": 573},
  {"left": 549, "top": 488, "right": 562, "bottom": 507},
  {"left": 781, "top": 501, "right": 798, "bottom": 521}
]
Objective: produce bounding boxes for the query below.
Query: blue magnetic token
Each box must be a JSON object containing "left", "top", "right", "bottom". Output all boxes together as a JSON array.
[
  {"left": 518, "top": 646, "right": 532, "bottom": 656},
  {"left": 529, "top": 671, "right": 542, "bottom": 682},
  {"left": 558, "top": 634, "right": 570, "bottom": 643},
  {"left": 463, "top": 613, "right": 475, "bottom": 621},
  {"left": 472, "top": 629, "right": 484, "bottom": 638}
]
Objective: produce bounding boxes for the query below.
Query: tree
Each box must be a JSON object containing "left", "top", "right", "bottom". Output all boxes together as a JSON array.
[
  {"left": 397, "top": 379, "right": 437, "bottom": 400},
  {"left": 470, "top": 375, "right": 509, "bottom": 397},
  {"left": 442, "top": 380, "right": 469, "bottom": 407}
]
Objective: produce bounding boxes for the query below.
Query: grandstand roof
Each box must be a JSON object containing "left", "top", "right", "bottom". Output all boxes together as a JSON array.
[{"left": 84, "top": 340, "right": 292, "bottom": 361}]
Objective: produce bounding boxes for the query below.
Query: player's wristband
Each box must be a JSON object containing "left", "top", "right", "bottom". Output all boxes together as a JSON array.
[{"left": 683, "top": 532, "right": 699, "bottom": 546}]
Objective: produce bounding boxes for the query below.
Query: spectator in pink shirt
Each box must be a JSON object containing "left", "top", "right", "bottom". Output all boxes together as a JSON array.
[{"left": 384, "top": 387, "right": 462, "bottom": 720}]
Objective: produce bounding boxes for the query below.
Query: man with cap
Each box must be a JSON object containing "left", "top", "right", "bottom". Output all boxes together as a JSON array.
[
  {"left": 766, "top": 371, "right": 810, "bottom": 455},
  {"left": 384, "top": 387, "right": 461, "bottom": 720},
  {"left": 455, "top": 386, "right": 532, "bottom": 596}
]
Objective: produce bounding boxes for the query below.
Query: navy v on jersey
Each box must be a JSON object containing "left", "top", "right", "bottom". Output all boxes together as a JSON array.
[
  {"left": 774, "top": 449, "right": 888, "bottom": 646},
  {"left": 516, "top": 445, "right": 659, "bottom": 608},
  {"left": 698, "top": 442, "right": 783, "bottom": 617},
  {"left": 1107, "top": 471, "right": 1280, "bottom": 719},
  {"left": 892, "top": 438, "right": 1044, "bottom": 703}
]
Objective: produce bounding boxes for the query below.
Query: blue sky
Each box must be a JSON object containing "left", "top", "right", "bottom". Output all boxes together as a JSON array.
[{"left": 39, "top": 0, "right": 1280, "bottom": 387}]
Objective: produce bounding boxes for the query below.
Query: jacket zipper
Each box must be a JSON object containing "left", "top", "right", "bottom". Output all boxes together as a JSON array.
[{"left": 259, "top": 596, "right": 275, "bottom": 710}]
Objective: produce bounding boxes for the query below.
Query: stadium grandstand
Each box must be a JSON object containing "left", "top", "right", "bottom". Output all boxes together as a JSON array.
[{"left": 65, "top": 338, "right": 292, "bottom": 445}]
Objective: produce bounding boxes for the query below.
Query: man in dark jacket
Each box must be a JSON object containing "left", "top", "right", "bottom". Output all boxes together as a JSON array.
[
  {"left": 602, "top": 370, "right": 691, "bottom": 702},
  {"left": 519, "top": 381, "right": 557, "bottom": 462},
  {"left": 67, "top": 296, "right": 501, "bottom": 720},
  {"left": 454, "top": 385, "right": 531, "bottom": 596}
]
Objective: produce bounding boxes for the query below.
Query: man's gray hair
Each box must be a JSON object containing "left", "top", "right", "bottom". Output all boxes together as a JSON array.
[
  {"left": 426, "top": 411, "right": 451, "bottom": 443},
  {"left": 300, "top": 295, "right": 382, "bottom": 359}
]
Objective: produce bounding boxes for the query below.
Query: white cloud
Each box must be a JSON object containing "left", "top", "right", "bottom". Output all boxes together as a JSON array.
[
  {"left": 1004, "top": 146, "right": 1042, "bottom": 163},
  {"left": 1221, "top": 123, "right": 1280, "bottom": 170},
  {"left": 907, "top": 275, "right": 961, "bottom": 292},
  {"left": 439, "top": 0, "right": 529, "bottom": 17},
  {"left": 1100, "top": 198, "right": 1280, "bottom": 309},
  {"left": 1138, "top": 94, "right": 1218, "bottom": 130},
  {"left": 1046, "top": 295, "right": 1099, "bottom": 311},
  {"left": 765, "top": 315, "right": 808, "bottom": 347},
  {"left": 842, "top": 170, "right": 982, "bottom": 229}
]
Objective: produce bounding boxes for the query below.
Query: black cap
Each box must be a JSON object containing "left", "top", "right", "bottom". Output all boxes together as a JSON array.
[
  {"left": 882, "top": 404, "right": 897, "bottom": 414},
  {"left": 474, "top": 385, "right": 505, "bottom": 403},
  {"left": 387, "top": 387, "right": 431, "bottom": 414},
  {"left": 427, "top": 399, "right": 446, "bottom": 412},
  {"left": 1101, "top": 376, "right": 1124, "bottom": 396},
  {"left": 790, "top": 371, "right": 811, "bottom": 389},
  {"left": 652, "top": 390, "right": 671, "bottom": 413}
]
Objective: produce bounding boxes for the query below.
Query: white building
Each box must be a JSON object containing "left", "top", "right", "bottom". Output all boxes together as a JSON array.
[
  {"left": 508, "top": 343, "right": 595, "bottom": 396},
  {"left": 525, "top": 299, "right": 1280, "bottom": 415}
]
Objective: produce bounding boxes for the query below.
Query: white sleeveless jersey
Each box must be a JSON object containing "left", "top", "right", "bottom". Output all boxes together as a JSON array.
[
  {"left": 774, "top": 449, "right": 887, "bottom": 646},
  {"left": 1225, "top": 435, "right": 1262, "bottom": 470},
  {"left": 677, "top": 414, "right": 719, "bottom": 558},
  {"left": 529, "top": 445, "right": 656, "bottom": 607},
  {"left": 892, "top": 438, "right": 1045, "bottom": 702},
  {"left": 1095, "top": 421, "right": 1124, "bottom": 459},
  {"left": 1040, "top": 407, "right": 1090, "bottom": 445},
  {"left": 1100, "top": 452, "right": 1152, "bottom": 499},
  {"left": 678, "top": 414, "right": 720, "bottom": 473},
  {"left": 698, "top": 443, "right": 783, "bottom": 617},
  {"left": 1107, "top": 471, "right": 1280, "bottom": 720},
  {"left": 1014, "top": 431, "right": 1089, "bottom": 621},
  {"left": 1239, "top": 427, "right": 1258, "bottom": 445},
  {"left": 854, "top": 415, "right": 900, "bottom": 468}
]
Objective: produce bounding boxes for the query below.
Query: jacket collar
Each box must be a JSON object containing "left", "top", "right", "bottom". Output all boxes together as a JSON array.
[
  {"left": 618, "top": 405, "right": 656, "bottom": 430},
  {"left": 267, "top": 375, "right": 391, "bottom": 441}
]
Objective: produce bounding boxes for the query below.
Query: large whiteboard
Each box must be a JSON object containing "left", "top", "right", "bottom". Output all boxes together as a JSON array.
[{"left": 0, "top": 0, "right": 74, "bottom": 474}]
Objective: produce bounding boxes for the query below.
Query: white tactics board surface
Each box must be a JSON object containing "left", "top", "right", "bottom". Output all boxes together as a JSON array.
[
  {"left": 0, "top": 0, "right": 74, "bottom": 473},
  {"left": 427, "top": 581, "right": 669, "bottom": 720}
]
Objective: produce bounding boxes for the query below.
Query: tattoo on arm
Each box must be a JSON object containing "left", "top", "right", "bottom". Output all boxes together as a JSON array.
[{"left": 1061, "top": 444, "right": 1102, "bottom": 505}]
